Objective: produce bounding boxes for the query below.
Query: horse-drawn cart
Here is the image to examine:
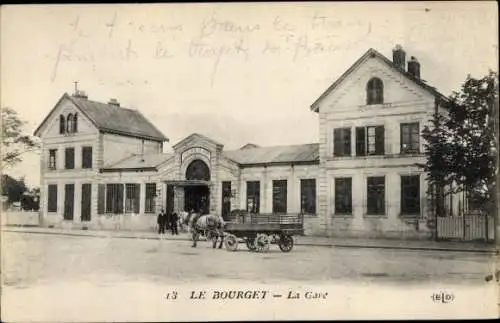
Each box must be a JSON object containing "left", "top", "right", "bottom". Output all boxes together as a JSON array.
[{"left": 223, "top": 212, "right": 304, "bottom": 252}]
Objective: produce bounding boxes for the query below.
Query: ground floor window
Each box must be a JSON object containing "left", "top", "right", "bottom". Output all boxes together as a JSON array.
[
  {"left": 246, "top": 181, "right": 260, "bottom": 213},
  {"left": 106, "top": 184, "right": 124, "bottom": 214},
  {"left": 335, "top": 178, "right": 352, "bottom": 215},
  {"left": 300, "top": 179, "right": 316, "bottom": 214},
  {"left": 47, "top": 184, "right": 57, "bottom": 212},
  {"left": 145, "top": 183, "right": 156, "bottom": 213},
  {"left": 401, "top": 175, "right": 420, "bottom": 215},
  {"left": 125, "top": 183, "right": 140, "bottom": 213},
  {"left": 272, "top": 180, "right": 287, "bottom": 214},
  {"left": 367, "top": 176, "right": 385, "bottom": 215}
]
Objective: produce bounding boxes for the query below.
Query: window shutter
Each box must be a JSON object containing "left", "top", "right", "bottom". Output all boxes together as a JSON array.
[
  {"left": 334, "top": 129, "right": 342, "bottom": 156},
  {"left": 98, "top": 184, "right": 105, "bottom": 214},
  {"left": 355, "top": 127, "right": 366, "bottom": 156},
  {"left": 375, "top": 126, "right": 385, "bottom": 155},
  {"left": 59, "top": 116, "right": 65, "bottom": 134},
  {"left": 73, "top": 113, "right": 78, "bottom": 132}
]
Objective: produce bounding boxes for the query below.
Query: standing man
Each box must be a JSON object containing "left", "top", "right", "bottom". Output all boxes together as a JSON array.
[
  {"left": 157, "top": 209, "right": 166, "bottom": 238},
  {"left": 170, "top": 212, "right": 179, "bottom": 235}
]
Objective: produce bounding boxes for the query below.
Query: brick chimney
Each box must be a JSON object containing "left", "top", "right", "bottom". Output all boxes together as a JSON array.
[
  {"left": 108, "top": 98, "right": 120, "bottom": 107},
  {"left": 392, "top": 44, "right": 406, "bottom": 71},
  {"left": 407, "top": 56, "right": 421, "bottom": 79},
  {"left": 72, "top": 90, "right": 88, "bottom": 99}
]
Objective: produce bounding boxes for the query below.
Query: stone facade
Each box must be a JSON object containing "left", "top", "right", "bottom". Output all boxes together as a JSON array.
[{"left": 35, "top": 46, "right": 455, "bottom": 239}]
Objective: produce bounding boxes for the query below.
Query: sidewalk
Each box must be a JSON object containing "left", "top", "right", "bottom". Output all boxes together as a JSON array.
[{"left": 2, "top": 225, "right": 498, "bottom": 254}]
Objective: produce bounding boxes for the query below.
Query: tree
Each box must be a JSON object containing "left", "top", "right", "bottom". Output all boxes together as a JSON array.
[
  {"left": 421, "top": 110, "right": 452, "bottom": 217},
  {"left": 1, "top": 107, "right": 40, "bottom": 168},
  {"left": 420, "top": 71, "right": 498, "bottom": 216},
  {"left": 0, "top": 174, "right": 28, "bottom": 204}
]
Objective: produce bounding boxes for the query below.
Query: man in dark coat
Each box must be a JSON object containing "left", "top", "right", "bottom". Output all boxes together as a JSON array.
[
  {"left": 170, "top": 212, "right": 179, "bottom": 235},
  {"left": 157, "top": 209, "right": 166, "bottom": 237}
]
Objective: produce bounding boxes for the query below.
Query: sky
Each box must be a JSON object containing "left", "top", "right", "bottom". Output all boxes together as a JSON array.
[{"left": 1, "top": 2, "right": 498, "bottom": 188}]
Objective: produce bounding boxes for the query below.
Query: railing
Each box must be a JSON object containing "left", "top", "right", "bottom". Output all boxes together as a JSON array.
[
  {"left": 437, "top": 214, "right": 494, "bottom": 241},
  {"left": 227, "top": 211, "right": 304, "bottom": 225}
]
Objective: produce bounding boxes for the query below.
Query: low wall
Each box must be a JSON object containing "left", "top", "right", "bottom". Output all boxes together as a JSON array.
[
  {"left": 1, "top": 211, "right": 40, "bottom": 227},
  {"left": 328, "top": 216, "right": 432, "bottom": 240},
  {"left": 40, "top": 213, "right": 159, "bottom": 232}
]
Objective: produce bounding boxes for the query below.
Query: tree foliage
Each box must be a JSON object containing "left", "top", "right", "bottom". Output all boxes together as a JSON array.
[
  {"left": 1, "top": 107, "right": 40, "bottom": 167},
  {"left": 420, "top": 71, "right": 498, "bottom": 214}
]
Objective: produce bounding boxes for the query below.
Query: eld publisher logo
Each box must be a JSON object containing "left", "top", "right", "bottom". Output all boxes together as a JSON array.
[{"left": 431, "top": 291, "right": 455, "bottom": 304}]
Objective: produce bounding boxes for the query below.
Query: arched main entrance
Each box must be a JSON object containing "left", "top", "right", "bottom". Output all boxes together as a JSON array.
[{"left": 184, "top": 159, "right": 210, "bottom": 214}]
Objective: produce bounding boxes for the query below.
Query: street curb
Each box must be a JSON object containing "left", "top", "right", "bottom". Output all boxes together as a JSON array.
[{"left": 3, "top": 228, "right": 498, "bottom": 254}]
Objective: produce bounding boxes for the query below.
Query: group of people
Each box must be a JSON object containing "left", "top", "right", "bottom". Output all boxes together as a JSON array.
[{"left": 157, "top": 209, "right": 179, "bottom": 237}]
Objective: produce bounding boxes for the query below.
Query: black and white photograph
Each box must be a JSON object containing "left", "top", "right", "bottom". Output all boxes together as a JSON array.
[{"left": 1, "top": 2, "right": 499, "bottom": 321}]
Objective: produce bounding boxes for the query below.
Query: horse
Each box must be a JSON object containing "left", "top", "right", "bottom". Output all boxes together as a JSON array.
[{"left": 179, "top": 211, "right": 226, "bottom": 248}]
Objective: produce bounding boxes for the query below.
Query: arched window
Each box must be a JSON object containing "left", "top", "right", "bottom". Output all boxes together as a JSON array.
[
  {"left": 67, "top": 113, "right": 74, "bottom": 133},
  {"left": 73, "top": 113, "right": 78, "bottom": 133},
  {"left": 185, "top": 159, "right": 210, "bottom": 181},
  {"left": 366, "top": 77, "right": 384, "bottom": 105},
  {"left": 59, "top": 115, "right": 66, "bottom": 134}
]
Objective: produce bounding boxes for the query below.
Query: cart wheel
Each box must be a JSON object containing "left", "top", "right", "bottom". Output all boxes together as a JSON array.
[
  {"left": 255, "top": 233, "right": 270, "bottom": 253},
  {"left": 225, "top": 234, "right": 238, "bottom": 252},
  {"left": 278, "top": 234, "right": 294, "bottom": 252},
  {"left": 246, "top": 237, "right": 257, "bottom": 251}
]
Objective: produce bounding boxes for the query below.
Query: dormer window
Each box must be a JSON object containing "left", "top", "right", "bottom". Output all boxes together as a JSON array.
[
  {"left": 366, "top": 77, "right": 384, "bottom": 105},
  {"left": 59, "top": 115, "right": 66, "bottom": 134}
]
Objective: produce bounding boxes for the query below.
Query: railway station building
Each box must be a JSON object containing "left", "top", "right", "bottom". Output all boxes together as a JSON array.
[{"left": 36, "top": 45, "right": 453, "bottom": 238}]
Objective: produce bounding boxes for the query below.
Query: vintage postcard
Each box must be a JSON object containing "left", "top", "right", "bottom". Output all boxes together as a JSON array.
[{"left": 1, "top": 2, "right": 499, "bottom": 321}]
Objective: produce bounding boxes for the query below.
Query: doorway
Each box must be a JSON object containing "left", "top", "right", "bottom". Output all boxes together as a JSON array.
[
  {"left": 221, "top": 181, "right": 231, "bottom": 221},
  {"left": 184, "top": 185, "right": 210, "bottom": 214},
  {"left": 166, "top": 184, "right": 175, "bottom": 215}
]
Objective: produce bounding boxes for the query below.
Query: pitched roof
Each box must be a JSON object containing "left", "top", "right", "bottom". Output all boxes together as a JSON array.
[
  {"left": 172, "top": 133, "right": 224, "bottom": 150},
  {"left": 310, "top": 48, "right": 449, "bottom": 112},
  {"left": 34, "top": 93, "right": 168, "bottom": 141},
  {"left": 103, "top": 153, "right": 174, "bottom": 170},
  {"left": 223, "top": 143, "right": 319, "bottom": 166}
]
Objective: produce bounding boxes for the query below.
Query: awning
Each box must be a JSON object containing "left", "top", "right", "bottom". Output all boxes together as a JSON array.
[{"left": 163, "top": 180, "right": 212, "bottom": 187}]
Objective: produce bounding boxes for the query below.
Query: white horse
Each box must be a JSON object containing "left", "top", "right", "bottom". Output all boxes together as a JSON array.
[{"left": 179, "top": 211, "right": 225, "bottom": 248}]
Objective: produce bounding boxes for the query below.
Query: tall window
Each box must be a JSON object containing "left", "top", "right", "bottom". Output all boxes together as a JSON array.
[
  {"left": 334, "top": 128, "right": 351, "bottom": 157},
  {"left": 367, "top": 177, "right": 385, "bottom": 215},
  {"left": 125, "top": 184, "right": 140, "bottom": 213},
  {"left": 335, "top": 178, "right": 352, "bottom": 215},
  {"left": 145, "top": 183, "right": 157, "bottom": 213},
  {"left": 65, "top": 147, "right": 75, "bottom": 169},
  {"left": 106, "top": 184, "right": 124, "bottom": 214},
  {"left": 401, "top": 175, "right": 420, "bottom": 215},
  {"left": 400, "top": 123, "right": 420, "bottom": 154},
  {"left": 82, "top": 146, "right": 93, "bottom": 169},
  {"left": 47, "top": 184, "right": 58, "bottom": 212},
  {"left": 272, "top": 180, "right": 287, "bottom": 214},
  {"left": 67, "top": 114, "right": 74, "bottom": 133},
  {"left": 356, "top": 126, "right": 385, "bottom": 156},
  {"left": 366, "top": 77, "right": 384, "bottom": 105},
  {"left": 48, "top": 149, "right": 57, "bottom": 170},
  {"left": 300, "top": 179, "right": 316, "bottom": 214},
  {"left": 246, "top": 181, "right": 260, "bottom": 213},
  {"left": 98, "top": 184, "right": 105, "bottom": 215},
  {"left": 59, "top": 115, "right": 65, "bottom": 134}
]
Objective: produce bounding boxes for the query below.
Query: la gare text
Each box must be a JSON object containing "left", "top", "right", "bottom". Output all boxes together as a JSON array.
[{"left": 164, "top": 290, "right": 328, "bottom": 300}]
